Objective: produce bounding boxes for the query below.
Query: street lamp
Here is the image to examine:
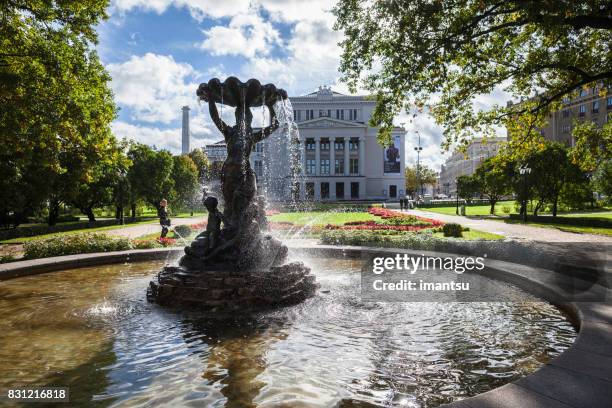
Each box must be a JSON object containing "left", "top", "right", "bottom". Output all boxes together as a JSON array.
[
  {"left": 519, "top": 166, "right": 531, "bottom": 223},
  {"left": 414, "top": 132, "right": 423, "bottom": 200}
]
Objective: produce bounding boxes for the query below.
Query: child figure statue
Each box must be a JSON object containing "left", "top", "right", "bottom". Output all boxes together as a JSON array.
[{"left": 184, "top": 196, "right": 226, "bottom": 259}]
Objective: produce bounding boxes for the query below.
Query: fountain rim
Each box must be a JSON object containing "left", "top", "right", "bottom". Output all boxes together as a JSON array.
[{"left": 1, "top": 245, "right": 609, "bottom": 408}]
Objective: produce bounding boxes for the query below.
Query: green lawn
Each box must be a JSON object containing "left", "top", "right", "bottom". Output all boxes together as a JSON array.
[
  {"left": 421, "top": 201, "right": 516, "bottom": 216},
  {"left": 433, "top": 230, "right": 504, "bottom": 240},
  {"left": 502, "top": 217, "right": 612, "bottom": 236},
  {"left": 268, "top": 211, "right": 379, "bottom": 226}
]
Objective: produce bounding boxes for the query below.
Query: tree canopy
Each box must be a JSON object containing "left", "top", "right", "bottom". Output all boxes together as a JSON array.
[
  {"left": 334, "top": 0, "right": 612, "bottom": 147},
  {"left": 1, "top": 0, "right": 115, "bottom": 225}
]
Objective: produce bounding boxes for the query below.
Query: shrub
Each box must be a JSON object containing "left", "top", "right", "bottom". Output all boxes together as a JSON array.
[
  {"left": 442, "top": 223, "right": 463, "bottom": 237},
  {"left": 132, "top": 239, "right": 163, "bottom": 249},
  {"left": 173, "top": 224, "right": 192, "bottom": 237},
  {"left": 501, "top": 205, "right": 511, "bottom": 214},
  {"left": 320, "top": 230, "right": 440, "bottom": 250},
  {"left": 23, "top": 233, "right": 132, "bottom": 259}
]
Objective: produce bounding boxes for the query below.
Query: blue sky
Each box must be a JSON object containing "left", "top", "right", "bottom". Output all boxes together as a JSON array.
[{"left": 97, "top": 0, "right": 507, "bottom": 170}]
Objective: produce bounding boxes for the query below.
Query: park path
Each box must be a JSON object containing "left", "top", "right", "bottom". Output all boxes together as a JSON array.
[
  {"left": 104, "top": 216, "right": 207, "bottom": 239},
  {"left": 386, "top": 204, "right": 612, "bottom": 243}
]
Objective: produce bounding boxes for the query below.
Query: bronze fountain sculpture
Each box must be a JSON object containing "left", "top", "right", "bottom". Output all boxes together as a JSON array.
[{"left": 147, "top": 77, "right": 318, "bottom": 310}]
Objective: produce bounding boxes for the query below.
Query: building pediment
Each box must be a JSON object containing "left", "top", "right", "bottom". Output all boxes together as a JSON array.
[{"left": 298, "top": 117, "right": 366, "bottom": 129}]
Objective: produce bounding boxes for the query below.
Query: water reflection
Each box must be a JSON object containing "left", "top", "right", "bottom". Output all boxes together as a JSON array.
[{"left": 0, "top": 259, "right": 576, "bottom": 407}]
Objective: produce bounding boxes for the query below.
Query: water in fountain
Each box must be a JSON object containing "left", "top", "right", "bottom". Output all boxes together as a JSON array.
[{"left": 275, "top": 98, "right": 303, "bottom": 208}]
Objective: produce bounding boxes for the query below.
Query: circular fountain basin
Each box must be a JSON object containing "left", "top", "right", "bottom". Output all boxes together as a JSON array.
[{"left": 0, "top": 256, "right": 575, "bottom": 407}]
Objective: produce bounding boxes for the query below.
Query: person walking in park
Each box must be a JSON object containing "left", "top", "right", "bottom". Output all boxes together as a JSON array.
[
  {"left": 158, "top": 199, "right": 171, "bottom": 238},
  {"left": 400, "top": 198, "right": 405, "bottom": 211}
]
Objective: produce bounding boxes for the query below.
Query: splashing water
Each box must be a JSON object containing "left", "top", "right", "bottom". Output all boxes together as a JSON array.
[{"left": 274, "top": 98, "right": 303, "bottom": 208}]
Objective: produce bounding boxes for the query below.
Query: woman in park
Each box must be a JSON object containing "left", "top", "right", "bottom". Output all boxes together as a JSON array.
[{"left": 158, "top": 199, "right": 171, "bottom": 238}]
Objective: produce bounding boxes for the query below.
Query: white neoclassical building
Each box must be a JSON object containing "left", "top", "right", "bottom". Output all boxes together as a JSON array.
[
  {"left": 257, "top": 86, "right": 406, "bottom": 202},
  {"left": 207, "top": 86, "right": 406, "bottom": 202}
]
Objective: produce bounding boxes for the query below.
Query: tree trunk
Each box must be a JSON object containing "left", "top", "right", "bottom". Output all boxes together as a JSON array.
[
  {"left": 552, "top": 196, "right": 558, "bottom": 217},
  {"left": 533, "top": 201, "right": 542, "bottom": 217},
  {"left": 48, "top": 200, "right": 60, "bottom": 226},
  {"left": 489, "top": 200, "right": 496, "bottom": 214},
  {"left": 115, "top": 206, "right": 121, "bottom": 220},
  {"left": 131, "top": 203, "right": 136, "bottom": 219},
  {"left": 83, "top": 207, "right": 96, "bottom": 223}
]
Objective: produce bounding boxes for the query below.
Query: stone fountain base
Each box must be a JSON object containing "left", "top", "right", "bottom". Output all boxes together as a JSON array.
[{"left": 147, "top": 261, "right": 318, "bottom": 311}]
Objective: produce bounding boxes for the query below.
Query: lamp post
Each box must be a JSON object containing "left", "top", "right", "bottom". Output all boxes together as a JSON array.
[
  {"left": 519, "top": 166, "right": 531, "bottom": 223},
  {"left": 455, "top": 178, "right": 459, "bottom": 215},
  {"left": 414, "top": 132, "right": 423, "bottom": 200}
]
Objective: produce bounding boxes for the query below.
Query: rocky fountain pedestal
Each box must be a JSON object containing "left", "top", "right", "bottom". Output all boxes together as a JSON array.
[{"left": 147, "top": 77, "right": 318, "bottom": 310}]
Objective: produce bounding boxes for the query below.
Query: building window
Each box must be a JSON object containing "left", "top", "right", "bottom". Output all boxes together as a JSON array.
[
  {"left": 334, "top": 159, "right": 344, "bottom": 174},
  {"left": 336, "top": 109, "right": 344, "bottom": 120},
  {"left": 349, "top": 140, "right": 359, "bottom": 150},
  {"left": 348, "top": 109, "right": 358, "bottom": 120},
  {"left": 327, "top": 109, "right": 331, "bottom": 118},
  {"left": 321, "top": 182, "right": 330, "bottom": 199},
  {"left": 320, "top": 159, "right": 330, "bottom": 175},
  {"left": 351, "top": 182, "right": 360, "bottom": 199},
  {"left": 320, "top": 139, "right": 330, "bottom": 150},
  {"left": 580, "top": 89, "right": 588, "bottom": 97},
  {"left": 607, "top": 96, "right": 612, "bottom": 109},
  {"left": 305, "top": 182, "right": 315, "bottom": 199},
  {"left": 293, "top": 110, "right": 301, "bottom": 121},
  {"left": 389, "top": 185, "right": 397, "bottom": 198},
  {"left": 306, "top": 159, "right": 316, "bottom": 175},
  {"left": 562, "top": 124, "right": 570, "bottom": 133},
  {"left": 562, "top": 109, "right": 570, "bottom": 118},
  {"left": 254, "top": 142, "right": 264, "bottom": 152},
  {"left": 306, "top": 110, "right": 314, "bottom": 120},
  {"left": 336, "top": 182, "right": 345, "bottom": 199},
  {"left": 334, "top": 140, "right": 344, "bottom": 150},
  {"left": 349, "top": 158, "right": 359, "bottom": 174},
  {"left": 579, "top": 105, "right": 586, "bottom": 116},
  {"left": 254, "top": 160, "right": 263, "bottom": 177},
  {"left": 305, "top": 139, "right": 315, "bottom": 150},
  {"left": 593, "top": 100, "right": 600, "bottom": 113}
]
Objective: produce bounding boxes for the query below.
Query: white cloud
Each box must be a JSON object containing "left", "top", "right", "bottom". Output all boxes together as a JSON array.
[
  {"left": 112, "top": 119, "right": 219, "bottom": 153},
  {"left": 242, "top": 16, "right": 343, "bottom": 95},
  {"left": 110, "top": 0, "right": 249, "bottom": 20},
  {"left": 107, "top": 53, "right": 199, "bottom": 124},
  {"left": 200, "top": 13, "right": 281, "bottom": 58}
]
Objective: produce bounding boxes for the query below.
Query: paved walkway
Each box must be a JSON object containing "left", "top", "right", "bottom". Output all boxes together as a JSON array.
[
  {"left": 391, "top": 206, "right": 612, "bottom": 243},
  {"left": 103, "top": 216, "right": 207, "bottom": 239}
]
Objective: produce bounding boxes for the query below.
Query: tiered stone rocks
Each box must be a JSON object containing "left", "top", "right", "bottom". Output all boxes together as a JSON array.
[{"left": 147, "top": 261, "right": 317, "bottom": 311}]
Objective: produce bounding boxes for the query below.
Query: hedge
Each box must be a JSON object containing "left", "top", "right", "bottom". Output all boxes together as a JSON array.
[
  {"left": 0, "top": 217, "right": 156, "bottom": 241},
  {"left": 23, "top": 233, "right": 132, "bottom": 259}
]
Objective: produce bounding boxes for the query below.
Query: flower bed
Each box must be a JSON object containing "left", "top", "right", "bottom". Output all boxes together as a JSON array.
[{"left": 324, "top": 208, "right": 444, "bottom": 232}]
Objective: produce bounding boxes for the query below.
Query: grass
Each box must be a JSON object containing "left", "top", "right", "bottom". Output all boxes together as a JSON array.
[
  {"left": 268, "top": 211, "right": 379, "bottom": 226},
  {"left": 502, "top": 217, "right": 612, "bottom": 236},
  {"left": 433, "top": 230, "right": 504, "bottom": 240},
  {"left": 421, "top": 201, "right": 516, "bottom": 216}
]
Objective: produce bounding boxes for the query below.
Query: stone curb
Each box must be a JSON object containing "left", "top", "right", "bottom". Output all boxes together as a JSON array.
[{"left": 1, "top": 244, "right": 611, "bottom": 407}]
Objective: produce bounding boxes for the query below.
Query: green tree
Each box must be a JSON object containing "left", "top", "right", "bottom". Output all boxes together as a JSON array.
[
  {"left": 188, "top": 148, "right": 211, "bottom": 184},
  {"left": 172, "top": 155, "right": 199, "bottom": 211},
  {"left": 456, "top": 175, "right": 479, "bottom": 204},
  {"left": 334, "top": 1, "right": 612, "bottom": 147},
  {"left": 127, "top": 143, "right": 175, "bottom": 213},
  {"left": 404, "top": 164, "right": 437, "bottom": 196},
  {"left": 473, "top": 158, "right": 512, "bottom": 214},
  {"left": 0, "top": 0, "right": 115, "bottom": 226},
  {"left": 592, "top": 159, "right": 612, "bottom": 203},
  {"left": 527, "top": 143, "right": 584, "bottom": 216}
]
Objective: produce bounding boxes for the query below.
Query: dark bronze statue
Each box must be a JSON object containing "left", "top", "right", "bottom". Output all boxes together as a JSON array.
[{"left": 147, "top": 77, "right": 318, "bottom": 310}]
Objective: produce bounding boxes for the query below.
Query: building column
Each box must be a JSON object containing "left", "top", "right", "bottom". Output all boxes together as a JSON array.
[
  {"left": 314, "top": 181, "right": 321, "bottom": 200},
  {"left": 315, "top": 137, "right": 321, "bottom": 176},
  {"left": 301, "top": 139, "right": 307, "bottom": 176},
  {"left": 359, "top": 136, "right": 366, "bottom": 176},
  {"left": 344, "top": 137, "right": 350, "bottom": 175},
  {"left": 330, "top": 179, "right": 336, "bottom": 200},
  {"left": 329, "top": 138, "right": 335, "bottom": 175}
]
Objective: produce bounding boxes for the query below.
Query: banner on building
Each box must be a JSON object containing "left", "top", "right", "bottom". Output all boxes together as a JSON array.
[{"left": 383, "top": 135, "right": 401, "bottom": 174}]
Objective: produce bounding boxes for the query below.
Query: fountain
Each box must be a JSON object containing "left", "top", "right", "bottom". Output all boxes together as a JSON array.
[{"left": 147, "top": 77, "right": 319, "bottom": 310}]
